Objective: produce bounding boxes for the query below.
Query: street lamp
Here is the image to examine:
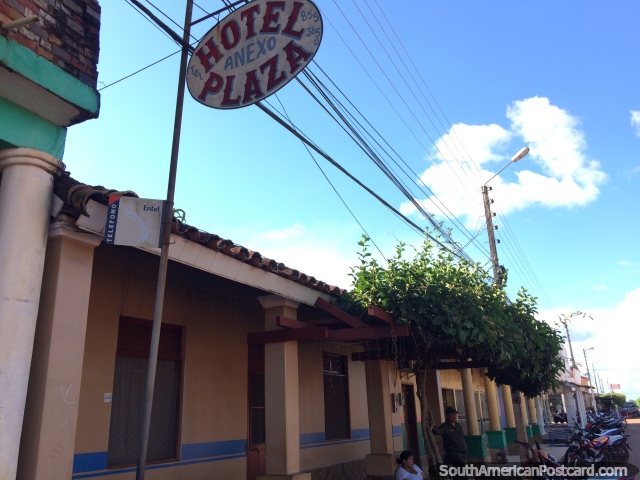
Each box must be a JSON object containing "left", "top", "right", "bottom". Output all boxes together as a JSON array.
[
  {"left": 482, "top": 147, "right": 530, "bottom": 283},
  {"left": 583, "top": 347, "right": 594, "bottom": 385}
]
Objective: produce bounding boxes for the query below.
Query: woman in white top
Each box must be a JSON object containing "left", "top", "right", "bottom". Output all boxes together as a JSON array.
[{"left": 396, "top": 450, "right": 426, "bottom": 480}]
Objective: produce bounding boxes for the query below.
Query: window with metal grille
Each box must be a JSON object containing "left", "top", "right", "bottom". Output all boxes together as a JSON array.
[
  {"left": 322, "top": 352, "right": 350, "bottom": 441},
  {"left": 107, "top": 317, "right": 182, "bottom": 467}
]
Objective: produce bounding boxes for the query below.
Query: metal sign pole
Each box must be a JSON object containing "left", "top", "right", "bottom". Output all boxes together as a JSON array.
[{"left": 136, "top": 0, "right": 193, "bottom": 478}]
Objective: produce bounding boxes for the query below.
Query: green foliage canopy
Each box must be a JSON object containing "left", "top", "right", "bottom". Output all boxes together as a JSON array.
[
  {"left": 344, "top": 236, "right": 564, "bottom": 397},
  {"left": 600, "top": 393, "right": 626, "bottom": 408}
]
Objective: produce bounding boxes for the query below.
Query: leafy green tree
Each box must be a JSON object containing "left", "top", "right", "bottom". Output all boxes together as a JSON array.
[
  {"left": 343, "top": 235, "right": 564, "bottom": 465},
  {"left": 600, "top": 393, "right": 626, "bottom": 408}
]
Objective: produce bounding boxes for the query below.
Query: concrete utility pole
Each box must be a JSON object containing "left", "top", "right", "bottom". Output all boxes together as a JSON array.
[
  {"left": 482, "top": 147, "right": 529, "bottom": 284},
  {"left": 593, "top": 364, "right": 599, "bottom": 394},
  {"left": 583, "top": 348, "right": 594, "bottom": 382},
  {"left": 482, "top": 185, "right": 501, "bottom": 283},
  {"left": 562, "top": 321, "right": 576, "bottom": 375}
]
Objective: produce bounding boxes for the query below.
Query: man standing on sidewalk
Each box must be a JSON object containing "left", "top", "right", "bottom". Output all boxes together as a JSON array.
[{"left": 432, "top": 406, "right": 467, "bottom": 464}]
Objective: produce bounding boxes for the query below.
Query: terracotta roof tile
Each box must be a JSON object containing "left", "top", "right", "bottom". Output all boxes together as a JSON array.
[{"left": 54, "top": 175, "right": 344, "bottom": 297}]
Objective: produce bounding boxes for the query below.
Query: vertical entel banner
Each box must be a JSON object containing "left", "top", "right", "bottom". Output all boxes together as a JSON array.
[
  {"left": 104, "top": 195, "right": 165, "bottom": 248},
  {"left": 186, "top": 0, "right": 323, "bottom": 109}
]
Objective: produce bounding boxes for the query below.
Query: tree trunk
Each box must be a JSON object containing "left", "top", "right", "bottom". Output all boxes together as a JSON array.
[{"left": 415, "top": 366, "right": 442, "bottom": 466}]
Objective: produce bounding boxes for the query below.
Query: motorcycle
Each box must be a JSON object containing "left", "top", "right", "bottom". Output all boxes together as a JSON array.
[
  {"left": 583, "top": 426, "right": 632, "bottom": 463},
  {"left": 563, "top": 425, "right": 612, "bottom": 467},
  {"left": 553, "top": 412, "right": 568, "bottom": 424},
  {"left": 517, "top": 440, "right": 563, "bottom": 480}
]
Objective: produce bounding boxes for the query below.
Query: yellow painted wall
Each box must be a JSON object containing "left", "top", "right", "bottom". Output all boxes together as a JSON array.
[
  {"left": 298, "top": 343, "right": 372, "bottom": 470},
  {"left": 73, "top": 244, "right": 379, "bottom": 479},
  {"left": 439, "top": 369, "right": 486, "bottom": 392},
  {"left": 75, "top": 245, "right": 265, "bottom": 478}
]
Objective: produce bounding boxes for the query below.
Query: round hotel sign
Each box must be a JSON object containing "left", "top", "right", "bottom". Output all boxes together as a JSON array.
[{"left": 187, "top": 0, "right": 323, "bottom": 109}]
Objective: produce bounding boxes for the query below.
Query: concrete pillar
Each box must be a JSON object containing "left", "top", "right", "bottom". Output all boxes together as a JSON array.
[
  {"left": 17, "top": 224, "right": 100, "bottom": 480},
  {"left": 460, "top": 369, "right": 488, "bottom": 461},
  {"left": 364, "top": 359, "right": 396, "bottom": 478},
  {"left": 575, "top": 391, "right": 587, "bottom": 425},
  {"left": 483, "top": 372, "right": 501, "bottom": 432},
  {"left": 257, "top": 296, "right": 309, "bottom": 480},
  {"left": 0, "top": 148, "right": 64, "bottom": 480},
  {"left": 425, "top": 370, "right": 444, "bottom": 427},
  {"left": 483, "top": 371, "right": 507, "bottom": 461},
  {"left": 515, "top": 392, "right": 530, "bottom": 442},
  {"left": 460, "top": 369, "right": 479, "bottom": 435},
  {"left": 502, "top": 385, "right": 516, "bottom": 428},
  {"left": 528, "top": 398, "right": 538, "bottom": 424},
  {"left": 501, "top": 384, "right": 518, "bottom": 456}
]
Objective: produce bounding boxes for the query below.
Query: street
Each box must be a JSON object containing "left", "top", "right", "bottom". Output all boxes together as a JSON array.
[{"left": 625, "top": 419, "right": 640, "bottom": 473}]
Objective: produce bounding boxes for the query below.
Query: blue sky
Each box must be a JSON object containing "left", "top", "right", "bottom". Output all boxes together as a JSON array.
[{"left": 63, "top": 1, "right": 640, "bottom": 400}]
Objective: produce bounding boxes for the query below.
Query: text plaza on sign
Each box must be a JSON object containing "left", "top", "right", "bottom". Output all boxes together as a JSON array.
[{"left": 188, "top": 0, "right": 322, "bottom": 109}]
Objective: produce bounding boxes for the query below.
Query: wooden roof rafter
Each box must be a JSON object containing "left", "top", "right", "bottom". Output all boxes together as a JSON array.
[{"left": 247, "top": 298, "right": 409, "bottom": 345}]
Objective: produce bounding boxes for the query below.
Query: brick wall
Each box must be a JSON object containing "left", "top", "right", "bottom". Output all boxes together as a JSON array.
[{"left": 0, "top": 0, "right": 100, "bottom": 88}]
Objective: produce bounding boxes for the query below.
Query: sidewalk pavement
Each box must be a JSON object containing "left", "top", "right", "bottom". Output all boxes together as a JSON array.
[{"left": 539, "top": 443, "right": 568, "bottom": 463}]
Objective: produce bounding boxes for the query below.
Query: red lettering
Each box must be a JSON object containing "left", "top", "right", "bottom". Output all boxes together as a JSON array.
[
  {"left": 195, "top": 38, "right": 224, "bottom": 72},
  {"left": 243, "top": 70, "right": 263, "bottom": 104},
  {"left": 221, "top": 20, "right": 241, "bottom": 50},
  {"left": 240, "top": 4, "right": 260, "bottom": 39},
  {"left": 221, "top": 75, "right": 241, "bottom": 106},
  {"left": 259, "top": 55, "right": 286, "bottom": 91},
  {"left": 260, "top": 1, "right": 285, "bottom": 33},
  {"left": 282, "top": 2, "right": 304, "bottom": 39},
  {"left": 198, "top": 71, "right": 224, "bottom": 101},
  {"left": 282, "top": 41, "right": 311, "bottom": 74}
]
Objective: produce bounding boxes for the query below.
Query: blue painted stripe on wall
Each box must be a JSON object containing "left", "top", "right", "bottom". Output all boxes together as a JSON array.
[
  {"left": 392, "top": 425, "right": 403, "bottom": 436},
  {"left": 299, "top": 429, "right": 370, "bottom": 449},
  {"left": 73, "top": 452, "right": 108, "bottom": 474},
  {"left": 300, "top": 431, "right": 326, "bottom": 445},
  {"left": 181, "top": 439, "right": 246, "bottom": 460},
  {"left": 351, "top": 428, "right": 370, "bottom": 439},
  {"left": 71, "top": 453, "right": 246, "bottom": 479}
]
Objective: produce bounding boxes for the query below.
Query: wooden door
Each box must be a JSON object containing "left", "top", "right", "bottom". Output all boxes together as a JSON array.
[
  {"left": 402, "top": 384, "right": 421, "bottom": 467},
  {"left": 247, "top": 345, "right": 266, "bottom": 480}
]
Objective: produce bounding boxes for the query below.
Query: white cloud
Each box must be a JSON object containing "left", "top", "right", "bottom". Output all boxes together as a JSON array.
[
  {"left": 539, "top": 288, "right": 640, "bottom": 400},
  {"left": 624, "top": 166, "right": 640, "bottom": 179},
  {"left": 619, "top": 260, "right": 630, "bottom": 266},
  {"left": 593, "top": 285, "right": 607, "bottom": 291},
  {"left": 631, "top": 110, "right": 640, "bottom": 137},
  {"left": 404, "top": 97, "right": 607, "bottom": 228},
  {"left": 242, "top": 223, "right": 364, "bottom": 289}
]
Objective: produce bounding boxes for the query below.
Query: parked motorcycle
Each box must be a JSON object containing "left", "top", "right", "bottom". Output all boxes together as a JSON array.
[
  {"left": 563, "top": 425, "right": 612, "bottom": 467},
  {"left": 582, "top": 426, "right": 632, "bottom": 463},
  {"left": 517, "top": 440, "right": 563, "bottom": 480},
  {"left": 553, "top": 412, "right": 568, "bottom": 424}
]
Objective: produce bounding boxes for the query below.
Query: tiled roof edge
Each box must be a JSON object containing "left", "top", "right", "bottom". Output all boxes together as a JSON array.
[{"left": 54, "top": 175, "right": 344, "bottom": 297}]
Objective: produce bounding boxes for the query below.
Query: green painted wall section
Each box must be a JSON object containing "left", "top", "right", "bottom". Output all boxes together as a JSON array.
[
  {"left": 402, "top": 422, "right": 426, "bottom": 459},
  {"left": 0, "top": 97, "right": 66, "bottom": 158},
  {"left": 486, "top": 430, "right": 507, "bottom": 449},
  {"left": 0, "top": 35, "right": 99, "bottom": 115},
  {"left": 418, "top": 422, "right": 425, "bottom": 459},
  {"left": 504, "top": 427, "right": 517, "bottom": 443},
  {"left": 464, "top": 434, "right": 487, "bottom": 457}
]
